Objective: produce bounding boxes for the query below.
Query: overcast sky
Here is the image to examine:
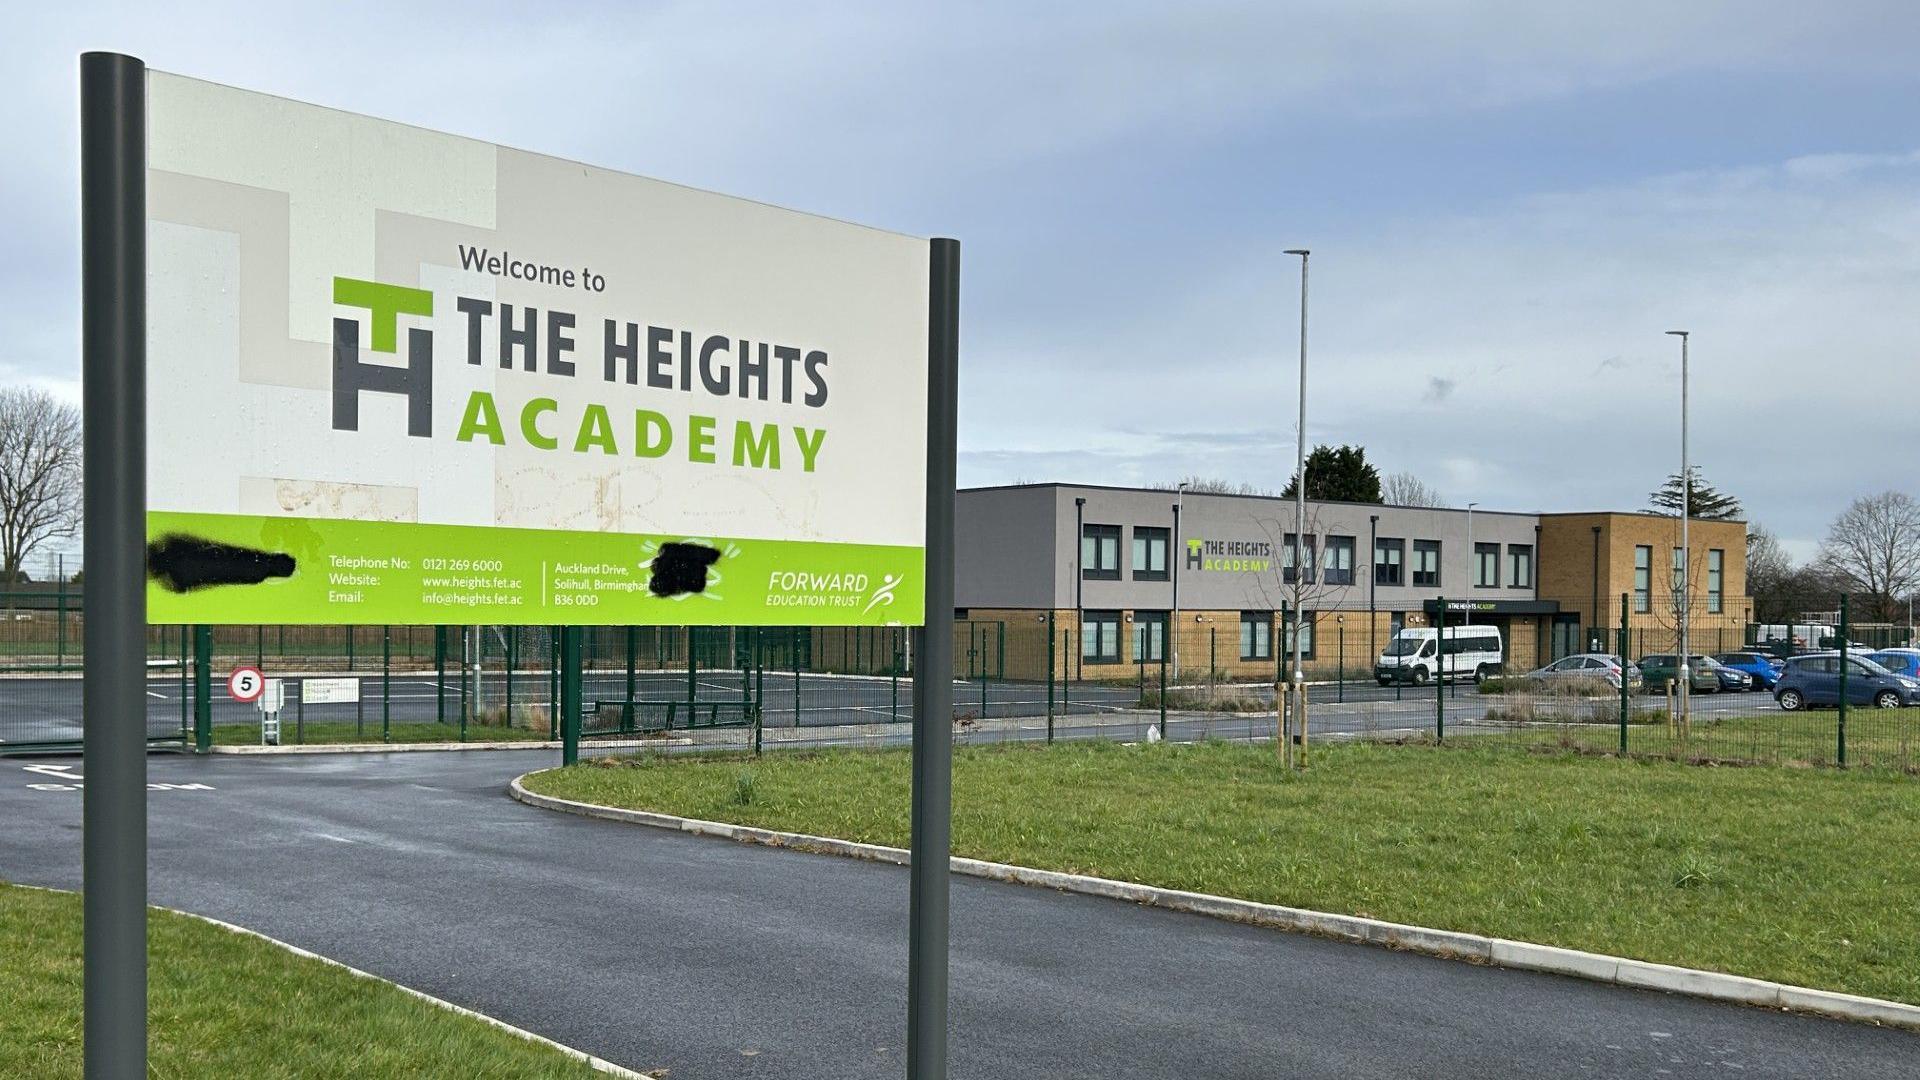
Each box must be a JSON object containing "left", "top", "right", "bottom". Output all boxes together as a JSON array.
[{"left": 9, "top": 2, "right": 1920, "bottom": 563}]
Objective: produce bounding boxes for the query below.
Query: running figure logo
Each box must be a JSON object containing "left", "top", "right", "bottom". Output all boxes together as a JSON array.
[{"left": 864, "top": 573, "right": 901, "bottom": 615}]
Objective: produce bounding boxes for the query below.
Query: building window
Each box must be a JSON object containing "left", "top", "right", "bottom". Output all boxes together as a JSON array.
[
  {"left": 1283, "top": 534, "right": 1317, "bottom": 584},
  {"left": 1389, "top": 611, "right": 1405, "bottom": 639},
  {"left": 1323, "top": 535, "right": 1356, "bottom": 586},
  {"left": 1132, "top": 610, "right": 1167, "bottom": 662},
  {"left": 1474, "top": 542, "right": 1500, "bottom": 588},
  {"left": 1131, "top": 526, "right": 1170, "bottom": 581},
  {"left": 1412, "top": 540, "right": 1441, "bottom": 587},
  {"left": 1240, "top": 611, "right": 1272, "bottom": 661},
  {"left": 1081, "top": 524, "right": 1120, "bottom": 581},
  {"left": 1508, "top": 544, "right": 1533, "bottom": 589},
  {"left": 1633, "top": 545, "right": 1652, "bottom": 613},
  {"left": 1375, "top": 537, "right": 1404, "bottom": 586},
  {"left": 1707, "top": 549, "right": 1724, "bottom": 614},
  {"left": 1283, "top": 609, "right": 1316, "bottom": 660},
  {"left": 1082, "top": 610, "right": 1120, "bottom": 664}
]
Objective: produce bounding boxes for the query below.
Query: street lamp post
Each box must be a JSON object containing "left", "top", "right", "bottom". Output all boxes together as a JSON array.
[
  {"left": 1074, "top": 496, "right": 1086, "bottom": 683},
  {"left": 1464, "top": 501, "right": 1478, "bottom": 628},
  {"left": 1172, "top": 482, "right": 1187, "bottom": 682},
  {"left": 1284, "top": 249, "right": 1309, "bottom": 761},
  {"left": 1667, "top": 330, "right": 1691, "bottom": 730}
]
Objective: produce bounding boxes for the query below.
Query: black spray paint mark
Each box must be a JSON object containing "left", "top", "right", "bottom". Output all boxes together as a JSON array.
[
  {"left": 649, "top": 542, "right": 722, "bottom": 597},
  {"left": 147, "top": 534, "right": 297, "bottom": 593}
]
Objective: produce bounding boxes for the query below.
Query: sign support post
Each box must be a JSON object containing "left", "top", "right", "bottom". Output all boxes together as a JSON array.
[
  {"left": 80, "top": 49, "right": 148, "bottom": 1080},
  {"left": 908, "top": 237, "right": 959, "bottom": 1080}
]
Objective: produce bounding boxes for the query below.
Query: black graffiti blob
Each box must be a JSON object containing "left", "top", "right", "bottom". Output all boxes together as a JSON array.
[
  {"left": 648, "top": 542, "right": 722, "bottom": 597},
  {"left": 147, "top": 534, "right": 296, "bottom": 593}
]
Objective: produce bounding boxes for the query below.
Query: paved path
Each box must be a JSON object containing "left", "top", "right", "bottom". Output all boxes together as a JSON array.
[{"left": 1, "top": 750, "right": 1910, "bottom": 1078}]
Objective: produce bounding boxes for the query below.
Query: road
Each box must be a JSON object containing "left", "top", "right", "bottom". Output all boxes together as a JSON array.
[{"left": 0, "top": 750, "right": 1909, "bottom": 1078}]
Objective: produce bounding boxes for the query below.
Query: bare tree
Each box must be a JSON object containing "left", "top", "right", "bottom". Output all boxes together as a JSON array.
[
  {"left": 1381, "top": 471, "right": 1444, "bottom": 508},
  {"left": 1818, "top": 492, "right": 1920, "bottom": 624},
  {"left": 0, "top": 388, "right": 82, "bottom": 585},
  {"left": 1148, "top": 476, "right": 1275, "bottom": 497}
]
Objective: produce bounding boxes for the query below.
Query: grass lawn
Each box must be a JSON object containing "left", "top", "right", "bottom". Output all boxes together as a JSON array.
[
  {"left": 525, "top": 739, "right": 1920, "bottom": 1006},
  {"left": 211, "top": 719, "right": 551, "bottom": 746},
  {"left": 0, "top": 882, "right": 596, "bottom": 1077},
  {"left": 1471, "top": 699, "right": 1920, "bottom": 771}
]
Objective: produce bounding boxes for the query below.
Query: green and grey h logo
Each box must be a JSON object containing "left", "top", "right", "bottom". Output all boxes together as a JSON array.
[{"left": 332, "top": 277, "right": 434, "bottom": 437}]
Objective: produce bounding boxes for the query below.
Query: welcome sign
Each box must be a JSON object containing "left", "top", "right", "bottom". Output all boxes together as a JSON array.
[{"left": 144, "top": 72, "right": 930, "bottom": 626}]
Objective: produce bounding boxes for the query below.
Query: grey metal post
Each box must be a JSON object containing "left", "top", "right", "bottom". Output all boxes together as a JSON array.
[
  {"left": 909, "top": 236, "right": 959, "bottom": 1080},
  {"left": 1284, "top": 248, "right": 1309, "bottom": 750},
  {"left": 1172, "top": 482, "right": 1186, "bottom": 682},
  {"left": 1668, "top": 330, "right": 1690, "bottom": 731},
  {"left": 81, "top": 49, "right": 148, "bottom": 1080}
]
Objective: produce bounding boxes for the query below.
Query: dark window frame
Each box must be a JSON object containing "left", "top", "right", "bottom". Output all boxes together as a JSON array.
[
  {"left": 1132, "top": 609, "right": 1168, "bottom": 662},
  {"left": 1323, "top": 535, "right": 1356, "bottom": 586},
  {"left": 1082, "top": 609, "right": 1122, "bottom": 664},
  {"left": 1707, "top": 548, "right": 1724, "bottom": 614},
  {"left": 1283, "top": 533, "right": 1317, "bottom": 585},
  {"left": 1239, "top": 611, "right": 1273, "bottom": 661},
  {"left": 1507, "top": 543, "right": 1534, "bottom": 590},
  {"left": 1473, "top": 542, "right": 1500, "bottom": 589},
  {"left": 1412, "top": 539, "right": 1442, "bottom": 587},
  {"left": 1081, "top": 524, "right": 1121, "bottom": 581},
  {"left": 1375, "top": 537, "right": 1405, "bottom": 586},
  {"left": 1131, "top": 526, "right": 1171, "bottom": 582},
  {"left": 1633, "top": 545, "right": 1652, "bottom": 613}
]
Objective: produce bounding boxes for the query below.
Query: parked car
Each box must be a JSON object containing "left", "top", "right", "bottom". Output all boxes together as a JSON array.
[
  {"left": 1774, "top": 652, "right": 1920, "bottom": 711},
  {"left": 1522, "top": 654, "right": 1642, "bottom": 691},
  {"left": 1715, "top": 651, "right": 1785, "bottom": 690},
  {"left": 1867, "top": 648, "right": 1920, "bottom": 682},
  {"left": 1637, "top": 654, "right": 1720, "bottom": 695},
  {"left": 1691, "top": 655, "right": 1752, "bottom": 692}
]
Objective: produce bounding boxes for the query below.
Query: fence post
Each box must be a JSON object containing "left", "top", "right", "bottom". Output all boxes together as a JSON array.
[
  {"left": 506, "top": 625, "right": 517, "bottom": 730},
  {"left": 792, "top": 626, "right": 802, "bottom": 727},
  {"left": 178, "top": 627, "right": 189, "bottom": 739},
  {"left": 1618, "top": 594, "right": 1630, "bottom": 756},
  {"left": 892, "top": 627, "right": 901, "bottom": 722},
  {"left": 752, "top": 626, "right": 764, "bottom": 757},
  {"left": 1337, "top": 621, "right": 1345, "bottom": 703},
  {"left": 1062, "top": 622, "right": 1072, "bottom": 716},
  {"left": 623, "top": 625, "right": 637, "bottom": 730},
  {"left": 434, "top": 626, "right": 447, "bottom": 725},
  {"left": 347, "top": 624, "right": 355, "bottom": 671},
  {"left": 56, "top": 575, "right": 67, "bottom": 672},
  {"left": 256, "top": 624, "right": 264, "bottom": 670},
  {"left": 1158, "top": 650, "right": 1167, "bottom": 735},
  {"left": 549, "top": 627, "right": 560, "bottom": 739},
  {"left": 192, "top": 624, "right": 212, "bottom": 752},
  {"left": 1434, "top": 599, "right": 1445, "bottom": 743},
  {"left": 560, "top": 625, "right": 581, "bottom": 766},
  {"left": 382, "top": 625, "right": 391, "bottom": 743},
  {"left": 1838, "top": 593, "right": 1849, "bottom": 767},
  {"left": 1046, "top": 611, "right": 1056, "bottom": 742},
  {"left": 688, "top": 625, "right": 699, "bottom": 708}
]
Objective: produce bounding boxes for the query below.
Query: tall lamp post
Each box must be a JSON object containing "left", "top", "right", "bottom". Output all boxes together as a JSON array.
[
  {"left": 1074, "top": 496, "right": 1086, "bottom": 683},
  {"left": 1284, "top": 248, "right": 1309, "bottom": 760},
  {"left": 1368, "top": 513, "right": 1379, "bottom": 679},
  {"left": 1464, "top": 501, "right": 1478, "bottom": 628},
  {"left": 1172, "top": 481, "right": 1188, "bottom": 682},
  {"left": 1667, "top": 330, "right": 1691, "bottom": 730}
]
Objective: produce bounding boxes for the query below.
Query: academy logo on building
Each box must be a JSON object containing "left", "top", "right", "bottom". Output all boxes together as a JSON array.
[{"left": 1186, "top": 537, "right": 1273, "bottom": 573}]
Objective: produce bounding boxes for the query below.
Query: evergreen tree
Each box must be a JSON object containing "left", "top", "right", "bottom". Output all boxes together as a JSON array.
[
  {"left": 1281, "top": 444, "right": 1383, "bottom": 503},
  {"left": 1649, "top": 468, "right": 1742, "bottom": 520}
]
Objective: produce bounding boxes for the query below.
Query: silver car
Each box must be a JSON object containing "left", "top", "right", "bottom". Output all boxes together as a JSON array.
[{"left": 1524, "top": 653, "right": 1642, "bottom": 691}]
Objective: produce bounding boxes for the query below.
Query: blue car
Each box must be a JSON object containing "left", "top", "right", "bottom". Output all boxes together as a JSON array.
[
  {"left": 1715, "top": 651, "right": 1784, "bottom": 690},
  {"left": 1773, "top": 652, "right": 1920, "bottom": 711},
  {"left": 1868, "top": 648, "right": 1920, "bottom": 682}
]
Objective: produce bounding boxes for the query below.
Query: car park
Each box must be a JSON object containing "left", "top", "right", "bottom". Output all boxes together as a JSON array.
[
  {"left": 1691, "top": 655, "right": 1752, "bottom": 692},
  {"left": 1773, "top": 652, "right": 1920, "bottom": 711},
  {"left": 1375, "top": 626, "right": 1504, "bottom": 686},
  {"left": 1522, "top": 653, "right": 1642, "bottom": 691},
  {"left": 1637, "top": 653, "right": 1720, "bottom": 695},
  {"left": 1716, "top": 651, "right": 1784, "bottom": 690}
]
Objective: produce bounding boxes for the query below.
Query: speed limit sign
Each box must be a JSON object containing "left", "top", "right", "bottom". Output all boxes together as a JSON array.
[{"left": 227, "top": 666, "right": 265, "bottom": 703}]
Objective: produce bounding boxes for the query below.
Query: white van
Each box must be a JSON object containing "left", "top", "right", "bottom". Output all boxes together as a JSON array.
[{"left": 1375, "top": 626, "right": 1504, "bottom": 686}]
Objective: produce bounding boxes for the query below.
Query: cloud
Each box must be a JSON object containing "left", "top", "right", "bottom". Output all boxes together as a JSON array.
[{"left": 1422, "top": 378, "right": 1457, "bottom": 403}]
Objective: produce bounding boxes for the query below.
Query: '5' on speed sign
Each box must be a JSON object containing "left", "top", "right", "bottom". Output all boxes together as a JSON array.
[{"left": 227, "top": 666, "right": 265, "bottom": 703}]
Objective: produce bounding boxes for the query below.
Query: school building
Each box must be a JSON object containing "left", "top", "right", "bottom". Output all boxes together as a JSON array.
[{"left": 953, "top": 483, "right": 1752, "bottom": 682}]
